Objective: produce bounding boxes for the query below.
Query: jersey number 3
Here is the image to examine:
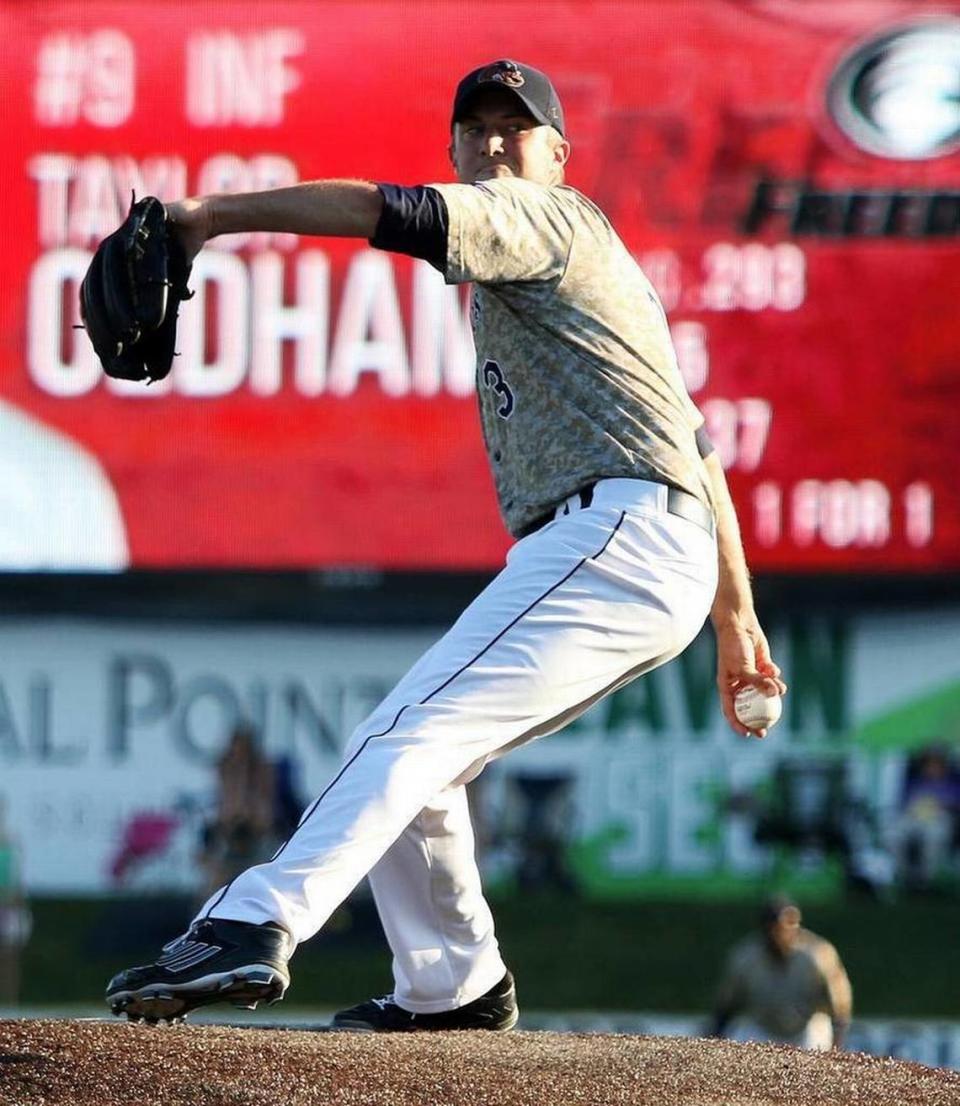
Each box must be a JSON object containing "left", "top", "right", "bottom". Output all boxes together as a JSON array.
[{"left": 481, "top": 359, "right": 515, "bottom": 419}]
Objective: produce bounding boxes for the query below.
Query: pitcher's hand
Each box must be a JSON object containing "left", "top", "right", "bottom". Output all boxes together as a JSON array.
[{"left": 715, "top": 614, "right": 786, "bottom": 737}]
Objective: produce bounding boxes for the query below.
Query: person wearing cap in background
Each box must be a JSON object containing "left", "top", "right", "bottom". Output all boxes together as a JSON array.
[
  {"left": 105, "top": 58, "right": 784, "bottom": 1029},
  {"left": 708, "top": 895, "right": 852, "bottom": 1050}
]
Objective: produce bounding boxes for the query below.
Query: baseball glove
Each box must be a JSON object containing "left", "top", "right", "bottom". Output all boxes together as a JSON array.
[{"left": 79, "top": 195, "right": 193, "bottom": 384}]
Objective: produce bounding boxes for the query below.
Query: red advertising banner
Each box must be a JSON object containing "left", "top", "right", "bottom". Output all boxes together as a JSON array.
[{"left": 1, "top": 0, "right": 958, "bottom": 571}]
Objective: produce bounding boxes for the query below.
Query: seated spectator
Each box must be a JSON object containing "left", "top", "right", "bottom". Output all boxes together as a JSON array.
[
  {"left": 893, "top": 744, "right": 960, "bottom": 891},
  {"left": 748, "top": 756, "right": 893, "bottom": 897}
]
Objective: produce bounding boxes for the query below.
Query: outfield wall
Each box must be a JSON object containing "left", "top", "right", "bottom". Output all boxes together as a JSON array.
[{"left": 1, "top": 605, "right": 957, "bottom": 894}]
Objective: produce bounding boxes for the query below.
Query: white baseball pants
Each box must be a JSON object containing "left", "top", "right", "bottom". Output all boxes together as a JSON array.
[{"left": 197, "top": 478, "right": 718, "bottom": 1012}]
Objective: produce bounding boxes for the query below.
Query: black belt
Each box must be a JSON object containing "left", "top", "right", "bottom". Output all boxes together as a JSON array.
[
  {"left": 664, "top": 486, "right": 716, "bottom": 536},
  {"left": 520, "top": 482, "right": 715, "bottom": 538}
]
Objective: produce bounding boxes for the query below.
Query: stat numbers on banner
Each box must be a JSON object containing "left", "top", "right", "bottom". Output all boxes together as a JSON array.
[
  {"left": 639, "top": 244, "right": 806, "bottom": 315},
  {"left": 753, "top": 479, "right": 934, "bottom": 551}
]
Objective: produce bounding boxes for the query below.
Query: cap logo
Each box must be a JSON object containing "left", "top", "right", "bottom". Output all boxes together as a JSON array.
[{"left": 478, "top": 61, "right": 525, "bottom": 89}]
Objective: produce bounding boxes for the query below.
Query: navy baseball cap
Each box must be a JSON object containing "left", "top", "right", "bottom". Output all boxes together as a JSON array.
[{"left": 451, "top": 59, "right": 565, "bottom": 136}]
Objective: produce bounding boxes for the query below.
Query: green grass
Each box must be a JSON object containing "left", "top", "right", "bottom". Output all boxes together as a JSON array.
[
  {"left": 17, "top": 892, "right": 960, "bottom": 1018},
  {"left": 491, "top": 893, "right": 960, "bottom": 1018}
]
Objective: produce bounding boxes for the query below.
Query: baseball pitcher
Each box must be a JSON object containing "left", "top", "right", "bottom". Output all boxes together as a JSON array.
[{"left": 104, "top": 59, "right": 786, "bottom": 1029}]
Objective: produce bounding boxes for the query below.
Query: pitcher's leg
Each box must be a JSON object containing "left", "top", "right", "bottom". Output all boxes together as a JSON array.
[
  {"left": 369, "top": 785, "right": 506, "bottom": 1012},
  {"left": 192, "top": 514, "right": 609, "bottom": 940},
  {"left": 195, "top": 506, "right": 715, "bottom": 944},
  {"left": 108, "top": 502, "right": 716, "bottom": 1022}
]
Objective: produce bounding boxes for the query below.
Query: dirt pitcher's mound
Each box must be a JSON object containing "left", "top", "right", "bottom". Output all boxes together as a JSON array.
[{"left": 2, "top": 1018, "right": 960, "bottom": 1106}]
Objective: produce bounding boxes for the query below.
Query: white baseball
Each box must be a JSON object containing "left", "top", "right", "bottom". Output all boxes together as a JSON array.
[{"left": 734, "top": 685, "right": 782, "bottom": 731}]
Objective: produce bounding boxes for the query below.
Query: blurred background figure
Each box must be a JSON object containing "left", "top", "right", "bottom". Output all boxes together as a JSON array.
[
  {"left": 741, "top": 756, "right": 894, "bottom": 898},
  {"left": 507, "top": 772, "right": 578, "bottom": 894},
  {"left": 197, "top": 724, "right": 287, "bottom": 898},
  {"left": 476, "top": 769, "right": 579, "bottom": 894},
  {"left": 0, "top": 796, "right": 32, "bottom": 1007},
  {"left": 892, "top": 744, "right": 960, "bottom": 893},
  {"left": 708, "top": 894, "right": 852, "bottom": 1051}
]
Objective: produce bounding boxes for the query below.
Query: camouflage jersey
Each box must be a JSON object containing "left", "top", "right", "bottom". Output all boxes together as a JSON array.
[{"left": 429, "top": 177, "right": 713, "bottom": 537}]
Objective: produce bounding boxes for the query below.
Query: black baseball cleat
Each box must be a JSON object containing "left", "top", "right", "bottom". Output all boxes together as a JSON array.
[
  {"left": 105, "top": 918, "right": 294, "bottom": 1023},
  {"left": 331, "top": 970, "right": 519, "bottom": 1032}
]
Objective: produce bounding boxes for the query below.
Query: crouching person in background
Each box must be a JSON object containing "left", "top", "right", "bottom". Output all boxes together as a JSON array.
[{"left": 708, "top": 895, "right": 852, "bottom": 1050}]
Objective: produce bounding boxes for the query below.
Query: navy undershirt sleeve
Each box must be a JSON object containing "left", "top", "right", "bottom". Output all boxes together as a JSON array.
[
  {"left": 369, "top": 184, "right": 449, "bottom": 273},
  {"left": 695, "top": 423, "right": 715, "bottom": 459}
]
